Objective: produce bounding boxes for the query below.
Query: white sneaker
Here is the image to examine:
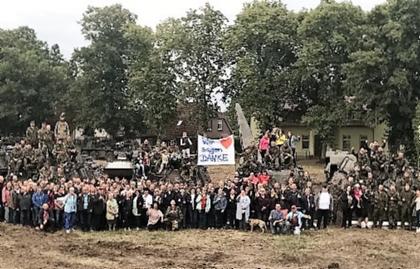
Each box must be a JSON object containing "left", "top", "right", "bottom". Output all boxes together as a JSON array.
[
  {"left": 66, "top": 230, "right": 70, "bottom": 234},
  {"left": 416, "top": 228, "right": 420, "bottom": 234}
]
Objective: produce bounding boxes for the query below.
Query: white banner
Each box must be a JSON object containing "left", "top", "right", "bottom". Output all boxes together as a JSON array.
[{"left": 197, "top": 135, "right": 235, "bottom": 166}]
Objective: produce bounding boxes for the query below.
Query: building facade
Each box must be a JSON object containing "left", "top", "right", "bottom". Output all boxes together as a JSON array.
[{"left": 250, "top": 118, "right": 388, "bottom": 158}]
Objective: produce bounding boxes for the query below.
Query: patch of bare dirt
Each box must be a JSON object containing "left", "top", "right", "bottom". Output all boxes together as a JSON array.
[
  {"left": 208, "top": 165, "right": 236, "bottom": 183},
  {"left": 0, "top": 224, "right": 419, "bottom": 269}
]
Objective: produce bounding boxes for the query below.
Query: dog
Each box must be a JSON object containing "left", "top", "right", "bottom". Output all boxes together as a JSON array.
[{"left": 248, "top": 218, "right": 267, "bottom": 233}]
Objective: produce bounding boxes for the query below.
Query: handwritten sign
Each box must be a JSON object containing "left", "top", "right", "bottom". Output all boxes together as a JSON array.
[{"left": 197, "top": 135, "right": 235, "bottom": 166}]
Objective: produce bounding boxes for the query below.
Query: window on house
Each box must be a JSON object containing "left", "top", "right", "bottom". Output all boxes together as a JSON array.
[
  {"left": 360, "top": 135, "right": 368, "bottom": 148},
  {"left": 342, "top": 135, "right": 351, "bottom": 151},
  {"left": 217, "top": 120, "right": 223, "bottom": 131},
  {"left": 207, "top": 120, "right": 212, "bottom": 132},
  {"left": 302, "top": 135, "right": 309, "bottom": 150}
]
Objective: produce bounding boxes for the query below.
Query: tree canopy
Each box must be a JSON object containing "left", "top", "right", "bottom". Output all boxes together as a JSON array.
[
  {"left": 2, "top": 0, "right": 420, "bottom": 156},
  {"left": 0, "top": 27, "right": 71, "bottom": 134}
]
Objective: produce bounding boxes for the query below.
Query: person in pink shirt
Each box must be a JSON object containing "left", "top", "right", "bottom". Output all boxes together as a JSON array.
[{"left": 259, "top": 131, "right": 270, "bottom": 161}]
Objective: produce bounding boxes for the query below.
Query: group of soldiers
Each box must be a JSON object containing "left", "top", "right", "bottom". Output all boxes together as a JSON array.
[
  {"left": 6, "top": 113, "right": 75, "bottom": 180},
  {"left": 331, "top": 141, "right": 420, "bottom": 229}
]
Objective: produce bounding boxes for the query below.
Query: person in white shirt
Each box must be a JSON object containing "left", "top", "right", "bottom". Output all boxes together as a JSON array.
[
  {"left": 143, "top": 190, "right": 153, "bottom": 210},
  {"left": 316, "top": 185, "right": 333, "bottom": 229},
  {"left": 180, "top": 132, "right": 192, "bottom": 159},
  {"left": 414, "top": 189, "right": 420, "bottom": 233}
]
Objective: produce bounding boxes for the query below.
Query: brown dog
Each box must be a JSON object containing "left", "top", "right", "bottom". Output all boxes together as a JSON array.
[{"left": 248, "top": 218, "right": 267, "bottom": 233}]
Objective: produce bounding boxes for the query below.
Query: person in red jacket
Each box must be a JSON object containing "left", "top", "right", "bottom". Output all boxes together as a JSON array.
[{"left": 258, "top": 170, "right": 270, "bottom": 185}]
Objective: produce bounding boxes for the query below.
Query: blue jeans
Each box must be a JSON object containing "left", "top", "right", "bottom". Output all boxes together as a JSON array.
[
  {"left": 33, "top": 207, "right": 41, "bottom": 226},
  {"left": 64, "top": 212, "right": 76, "bottom": 230}
]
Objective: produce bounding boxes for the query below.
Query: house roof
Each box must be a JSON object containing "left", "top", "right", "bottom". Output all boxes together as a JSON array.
[{"left": 138, "top": 105, "right": 233, "bottom": 140}]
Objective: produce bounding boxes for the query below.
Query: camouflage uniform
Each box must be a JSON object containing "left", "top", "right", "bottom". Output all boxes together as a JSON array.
[
  {"left": 54, "top": 117, "right": 70, "bottom": 143},
  {"left": 9, "top": 144, "right": 23, "bottom": 174},
  {"left": 357, "top": 152, "right": 371, "bottom": 170},
  {"left": 396, "top": 174, "right": 413, "bottom": 192},
  {"left": 44, "top": 128, "right": 54, "bottom": 156},
  {"left": 371, "top": 153, "right": 388, "bottom": 183},
  {"left": 37, "top": 126, "right": 47, "bottom": 149},
  {"left": 382, "top": 178, "right": 394, "bottom": 192},
  {"left": 393, "top": 157, "right": 409, "bottom": 180},
  {"left": 53, "top": 141, "right": 68, "bottom": 165},
  {"left": 399, "top": 188, "right": 415, "bottom": 229},
  {"left": 387, "top": 189, "right": 400, "bottom": 229},
  {"left": 22, "top": 145, "right": 35, "bottom": 175},
  {"left": 26, "top": 125, "right": 38, "bottom": 148},
  {"left": 372, "top": 190, "right": 388, "bottom": 228}
]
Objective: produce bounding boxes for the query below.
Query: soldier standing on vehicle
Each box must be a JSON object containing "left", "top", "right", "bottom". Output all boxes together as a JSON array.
[
  {"left": 54, "top": 113, "right": 70, "bottom": 143},
  {"left": 25, "top": 120, "right": 38, "bottom": 148}
]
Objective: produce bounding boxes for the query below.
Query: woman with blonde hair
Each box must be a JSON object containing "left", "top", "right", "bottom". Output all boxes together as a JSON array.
[{"left": 106, "top": 192, "right": 119, "bottom": 231}]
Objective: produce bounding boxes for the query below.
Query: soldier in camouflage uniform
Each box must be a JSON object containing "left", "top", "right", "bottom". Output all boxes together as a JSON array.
[
  {"left": 53, "top": 140, "right": 68, "bottom": 165},
  {"left": 382, "top": 175, "right": 394, "bottom": 192},
  {"left": 39, "top": 163, "right": 52, "bottom": 182},
  {"left": 371, "top": 147, "right": 388, "bottom": 184},
  {"left": 45, "top": 124, "right": 54, "bottom": 158},
  {"left": 372, "top": 184, "right": 388, "bottom": 228},
  {"left": 357, "top": 148, "right": 371, "bottom": 174},
  {"left": 268, "top": 143, "right": 280, "bottom": 170},
  {"left": 387, "top": 185, "right": 400, "bottom": 229},
  {"left": 400, "top": 183, "right": 415, "bottom": 229},
  {"left": 22, "top": 144, "right": 35, "bottom": 177},
  {"left": 54, "top": 113, "right": 70, "bottom": 143},
  {"left": 25, "top": 120, "right": 38, "bottom": 148},
  {"left": 8, "top": 142, "right": 23, "bottom": 175},
  {"left": 32, "top": 147, "right": 45, "bottom": 171},
  {"left": 393, "top": 152, "right": 409, "bottom": 181},
  {"left": 396, "top": 171, "right": 413, "bottom": 193},
  {"left": 37, "top": 122, "right": 47, "bottom": 149},
  {"left": 329, "top": 182, "right": 343, "bottom": 225}
]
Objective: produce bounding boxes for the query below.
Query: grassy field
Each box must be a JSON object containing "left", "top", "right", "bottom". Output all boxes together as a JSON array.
[{"left": 0, "top": 223, "right": 419, "bottom": 269}]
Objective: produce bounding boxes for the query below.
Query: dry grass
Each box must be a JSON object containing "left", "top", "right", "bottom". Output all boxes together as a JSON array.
[
  {"left": 0, "top": 224, "right": 419, "bottom": 269},
  {"left": 300, "top": 159, "right": 326, "bottom": 184}
]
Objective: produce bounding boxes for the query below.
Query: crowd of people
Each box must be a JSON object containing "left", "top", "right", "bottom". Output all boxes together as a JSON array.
[
  {"left": 0, "top": 121, "right": 420, "bottom": 235},
  {"left": 330, "top": 143, "right": 420, "bottom": 232}
]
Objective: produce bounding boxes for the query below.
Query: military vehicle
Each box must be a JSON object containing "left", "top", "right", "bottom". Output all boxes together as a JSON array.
[
  {"left": 104, "top": 157, "right": 134, "bottom": 178},
  {"left": 78, "top": 137, "right": 115, "bottom": 161},
  {"left": 0, "top": 147, "right": 9, "bottom": 176},
  {"left": 324, "top": 149, "right": 357, "bottom": 181},
  {"left": 0, "top": 137, "right": 16, "bottom": 176}
]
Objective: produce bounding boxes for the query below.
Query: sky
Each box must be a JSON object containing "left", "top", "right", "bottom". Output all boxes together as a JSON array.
[{"left": 0, "top": 0, "right": 386, "bottom": 58}]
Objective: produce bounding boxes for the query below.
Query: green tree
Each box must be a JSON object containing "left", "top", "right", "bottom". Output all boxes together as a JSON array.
[
  {"left": 70, "top": 4, "right": 141, "bottom": 136},
  {"left": 295, "top": 0, "right": 366, "bottom": 150},
  {"left": 0, "top": 27, "right": 71, "bottom": 134},
  {"left": 156, "top": 4, "right": 228, "bottom": 131},
  {"left": 344, "top": 0, "right": 420, "bottom": 157},
  {"left": 127, "top": 24, "right": 178, "bottom": 139},
  {"left": 224, "top": 0, "right": 299, "bottom": 129}
]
